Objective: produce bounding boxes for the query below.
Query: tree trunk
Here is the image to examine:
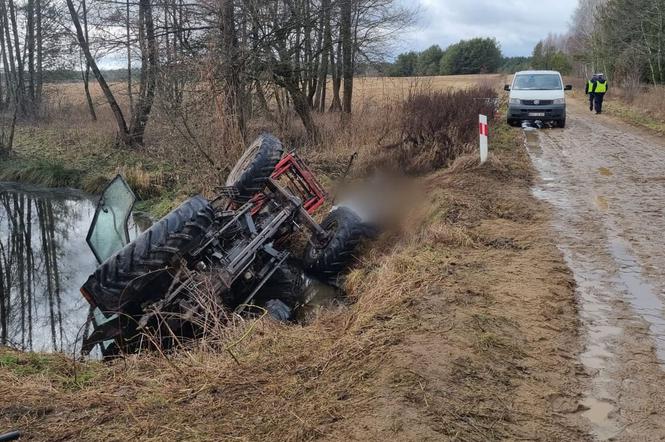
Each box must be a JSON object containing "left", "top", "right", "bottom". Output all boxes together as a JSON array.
[
  {"left": 82, "top": 0, "right": 97, "bottom": 121},
  {"left": 65, "top": 0, "right": 131, "bottom": 145},
  {"left": 1, "top": 0, "right": 17, "bottom": 105},
  {"left": 314, "top": 0, "right": 331, "bottom": 111},
  {"left": 127, "top": 0, "right": 133, "bottom": 111},
  {"left": 329, "top": 40, "right": 342, "bottom": 112},
  {"left": 7, "top": 0, "right": 24, "bottom": 111},
  {"left": 0, "top": 8, "right": 12, "bottom": 106},
  {"left": 129, "top": 0, "right": 158, "bottom": 145},
  {"left": 35, "top": 0, "right": 42, "bottom": 105},
  {"left": 284, "top": 78, "right": 319, "bottom": 140},
  {"left": 340, "top": 0, "right": 353, "bottom": 115},
  {"left": 219, "top": 0, "right": 246, "bottom": 139},
  {"left": 26, "top": 0, "right": 35, "bottom": 110}
]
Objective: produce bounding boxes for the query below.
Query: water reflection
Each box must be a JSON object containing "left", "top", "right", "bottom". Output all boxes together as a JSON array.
[
  {"left": 0, "top": 184, "right": 100, "bottom": 353},
  {"left": 0, "top": 183, "right": 149, "bottom": 354}
]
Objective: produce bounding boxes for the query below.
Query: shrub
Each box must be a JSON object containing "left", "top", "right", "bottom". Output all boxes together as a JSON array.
[{"left": 377, "top": 86, "right": 498, "bottom": 175}]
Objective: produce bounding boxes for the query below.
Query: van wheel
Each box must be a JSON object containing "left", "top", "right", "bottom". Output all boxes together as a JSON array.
[{"left": 558, "top": 118, "right": 566, "bottom": 128}]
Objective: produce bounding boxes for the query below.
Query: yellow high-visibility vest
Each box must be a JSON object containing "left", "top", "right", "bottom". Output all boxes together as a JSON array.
[
  {"left": 595, "top": 81, "right": 607, "bottom": 93},
  {"left": 587, "top": 81, "right": 594, "bottom": 93}
]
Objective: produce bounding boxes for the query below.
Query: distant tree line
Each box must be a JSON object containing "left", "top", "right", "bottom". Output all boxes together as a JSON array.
[
  {"left": 386, "top": 38, "right": 531, "bottom": 77},
  {"left": 530, "top": 36, "right": 573, "bottom": 74},
  {"left": 500, "top": 56, "right": 532, "bottom": 73},
  {"left": 534, "top": 0, "right": 665, "bottom": 86},
  {"left": 0, "top": 69, "right": 142, "bottom": 84}
]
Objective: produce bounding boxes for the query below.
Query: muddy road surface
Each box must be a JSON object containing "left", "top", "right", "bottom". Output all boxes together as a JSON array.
[{"left": 527, "top": 99, "right": 665, "bottom": 440}]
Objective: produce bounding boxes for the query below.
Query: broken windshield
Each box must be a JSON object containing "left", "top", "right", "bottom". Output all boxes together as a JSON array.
[{"left": 86, "top": 175, "right": 136, "bottom": 264}]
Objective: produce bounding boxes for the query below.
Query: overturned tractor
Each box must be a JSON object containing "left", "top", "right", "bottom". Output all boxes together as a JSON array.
[{"left": 80, "top": 134, "right": 370, "bottom": 357}]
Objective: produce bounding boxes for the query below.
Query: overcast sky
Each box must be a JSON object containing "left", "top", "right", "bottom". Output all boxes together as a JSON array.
[{"left": 400, "top": 0, "right": 578, "bottom": 57}]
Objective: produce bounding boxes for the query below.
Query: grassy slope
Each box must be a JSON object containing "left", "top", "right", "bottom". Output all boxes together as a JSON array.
[
  {"left": 0, "top": 121, "right": 585, "bottom": 441},
  {"left": 1, "top": 121, "right": 206, "bottom": 218},
  {"left": 571, "top": 88, "right": 665, "bottom": 134},
  {"left": 603, "top": 100, "right": 665, "bottom": 133}
]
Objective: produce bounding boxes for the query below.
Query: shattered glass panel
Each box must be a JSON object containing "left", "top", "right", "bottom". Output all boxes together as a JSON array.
[{"left": 86, "top": 175, "right": 136, "bottom": 264}]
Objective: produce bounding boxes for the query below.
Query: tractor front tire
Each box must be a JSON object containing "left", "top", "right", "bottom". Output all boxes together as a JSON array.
[
  {"left": 226, "top": 133, "right": 284, "bottom": 203},
  {"left": 303, "top": 207, "right": 367, "bottom": 286}
]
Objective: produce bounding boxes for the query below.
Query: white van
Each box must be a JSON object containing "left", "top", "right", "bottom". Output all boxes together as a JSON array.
[{"left": 505, "top": 70, "right": 572, "bottom": 128}]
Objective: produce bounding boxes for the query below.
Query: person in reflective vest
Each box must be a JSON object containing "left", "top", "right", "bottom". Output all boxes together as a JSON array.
[
  {"left": 593, "top": 73, "right": 608, "bottom": 114},
  {"left": 585, "top": 74, "right": 598, "bottom": 112}
]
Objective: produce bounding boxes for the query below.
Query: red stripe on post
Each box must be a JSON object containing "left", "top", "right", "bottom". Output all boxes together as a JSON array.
[{"left": 479, "top": 123, "right": 488, "bottom": 137}]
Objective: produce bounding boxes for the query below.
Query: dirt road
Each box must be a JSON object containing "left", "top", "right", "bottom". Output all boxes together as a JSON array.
[{"left": 528, "top": 98, "right": 665, "bottom": 440}]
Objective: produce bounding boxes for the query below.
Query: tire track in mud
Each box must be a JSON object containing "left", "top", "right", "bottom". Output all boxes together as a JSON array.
[{"left": 525, "top": 99, "right": 665, "bottom": 441}]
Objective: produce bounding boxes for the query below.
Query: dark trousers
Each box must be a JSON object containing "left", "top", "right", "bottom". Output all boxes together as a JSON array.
[
  {"left": 594, "top": 93, "right": 605, "bottom": 113},
  {"left": 588, "top": 93, "right": 595, "bottom": 110}
]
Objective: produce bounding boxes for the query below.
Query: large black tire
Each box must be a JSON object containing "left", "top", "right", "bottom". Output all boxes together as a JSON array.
[
  {"left": 303, "top": 207, "right": 367, "bottom": 286},
  {"left": 83, "top": 195, "right": 214, "bottom": 313},
  {"left": 557, "top": 118, "right": 566, "bottom": 128},
  {"left": 256, "top": 262, "right": 306, "bottom": 308},
  {"left": 226, "top": 133, "right": 284, "bottom": 203}
]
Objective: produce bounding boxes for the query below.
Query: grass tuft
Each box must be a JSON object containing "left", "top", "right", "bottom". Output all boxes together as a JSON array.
[{"left": 0, "top": 158, "right": 83, "bottom": 188}]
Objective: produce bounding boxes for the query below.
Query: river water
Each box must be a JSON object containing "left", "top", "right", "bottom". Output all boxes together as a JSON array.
[
  {"left": 0, "top": 182, "right": 99, "bottom": 354},
  {"left": 0, "top": 182, "right": 148, "bottom": 355}
]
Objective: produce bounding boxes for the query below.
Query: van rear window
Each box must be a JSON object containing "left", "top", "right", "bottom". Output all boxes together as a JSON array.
[{"left": 513, "top": 74, "right": 562, "bottom": 91}]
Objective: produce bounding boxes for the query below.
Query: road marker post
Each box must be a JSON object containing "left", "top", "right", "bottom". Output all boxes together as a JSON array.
[{"left": 479, "top": 114, "right": 489, "bottom": 164}]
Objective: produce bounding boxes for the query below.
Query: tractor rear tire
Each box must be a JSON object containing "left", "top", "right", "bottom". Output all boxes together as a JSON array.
[
  {"left": 83, "top": 195, "right": 214, "bottom": 313},
  {"left": 256, "top": 262, "right": 306, "bottom": 308},
  {"left": 226, "top": 133, "right": 284, "bottom": 203},
  {"left": 303, "top": 207, "right": 367, "bottom": 286}
]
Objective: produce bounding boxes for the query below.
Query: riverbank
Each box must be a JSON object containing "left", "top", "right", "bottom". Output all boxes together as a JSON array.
[
  {"left": 0, "top": 121, "right": 587, "bottom": 440},
  {"left": 0, "top": 123, "right": 200, "bottom": 217}
]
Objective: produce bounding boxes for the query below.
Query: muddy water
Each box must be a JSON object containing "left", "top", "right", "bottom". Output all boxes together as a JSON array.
[
  {"left": 296, "top": 277, "right": 342, "bottom": 321},
  {"left": 524, "top": 101, "right": 665, "bottom": 440},
  {"left": 0, "top": 182, "right": 145, "bottom": 355}
]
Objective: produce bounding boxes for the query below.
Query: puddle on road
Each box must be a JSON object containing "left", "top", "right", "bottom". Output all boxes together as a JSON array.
[
  {"left": 580, "top": 397, "right": 620, "bottom": 440},
  {"left": 598, "top": 167, "right": 613, "bottom": 177},
  {"left": 524, "top": 128, "right": 625, "bottom": 440},
  {"left": 523, "top": 110, "right": 665, "bottom": 439},
  {"left": 608, "top": 237, "right": 665, "bottom": 362},
  {"left": 594, "top": 195, "right": 609, "bottom": 211},
  {"left": 524, "top": 126, "right": 540, "bottom": 148}
]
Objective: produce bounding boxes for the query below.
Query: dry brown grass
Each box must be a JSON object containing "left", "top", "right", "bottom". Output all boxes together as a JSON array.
[
  {"left": 568, "top": 76, "right": 665, "bottom": 133},
  {"left": 0, "top": 74, "right": 586, "bottom": 440},
  {"left": 0, "top": 117, "right": 584, "bottom": 440}
]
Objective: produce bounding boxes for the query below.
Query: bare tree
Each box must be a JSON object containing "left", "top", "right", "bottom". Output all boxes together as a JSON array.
[
  {"left": 218, "top": 0, "right": 246, "bottom": 138},
  {"left": 340, "top": 0, "right": 353, "bottom": 114},
  {"left": 81, "top": 0, "right": 97, "bottom": 121},
  {"left": 66, "top": 0, "right": 132, "bottom": 144},
  {"left": 128, "top": 0, "right": 158, "bottom": 145}
]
